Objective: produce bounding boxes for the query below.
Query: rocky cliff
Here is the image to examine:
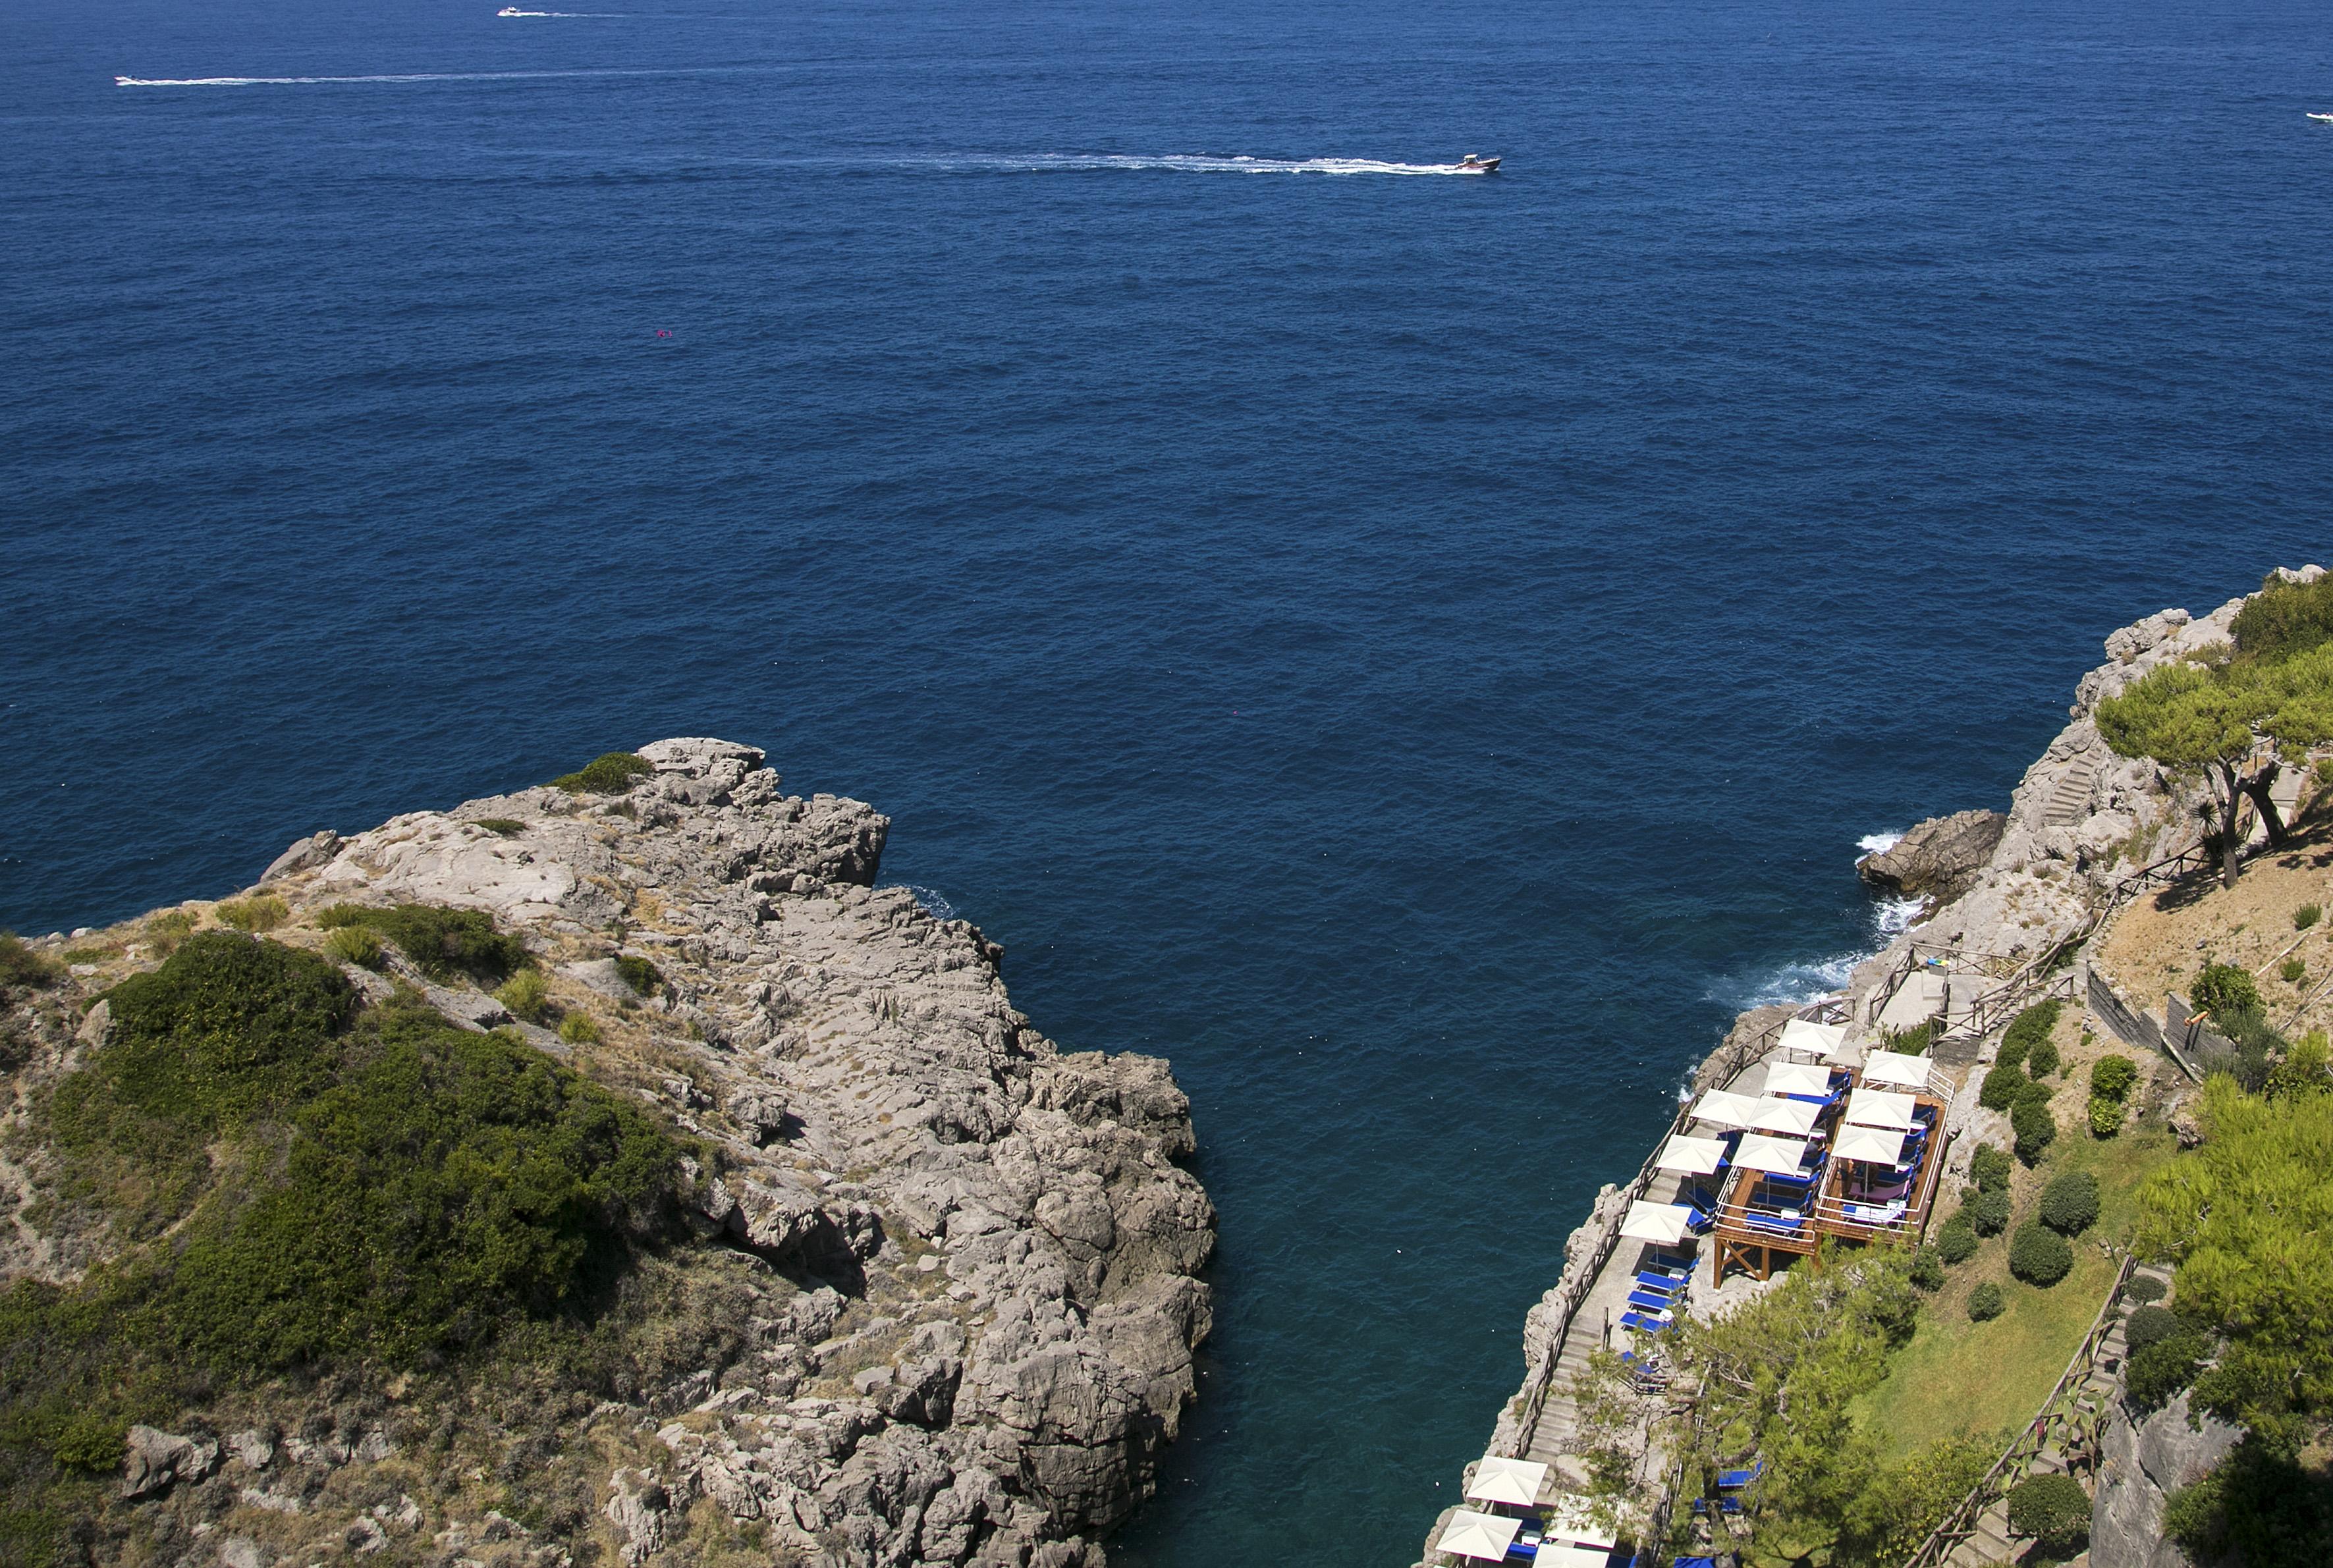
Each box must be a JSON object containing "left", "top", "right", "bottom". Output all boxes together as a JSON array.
[{"left": 0, "top": 740, "right": 1214, "bottom": 1568}]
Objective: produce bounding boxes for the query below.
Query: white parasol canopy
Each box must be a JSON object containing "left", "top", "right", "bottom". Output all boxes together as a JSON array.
[
  {"left": 1778, "top": 1018, "right": 1848, "bottom": 1059},
  {"left": 1833, "top": 1123, "right": 1908, "bottom": 1164},
  {"left": 1542, "top": 1494, "right": 1620, "bottom": 1549},
  {"left": 1620, "top": 1201, "right": 1695, "bottom": 1244},
  {"left": 1845, "top": 1086, "right": 1920, "bottom": 1130},
  {"left": 1465, "top": 1455, "right": 1547, "bottom": 1508},
  {"left": 1691, "top": 1089, "right": 1762, "bottom": 1129},
  {"left": 1747, "top": 1096, "right": 1821, "bottom": 1136},
  {"left": 1657, "top": 1134, "right": 1730, "bottom": 1176},
  {"left": 1861, "top": 1050, "right": 1936, "bottom": 1091},
  {"left": 1734, "top": 1132, "right": 1813, "bottom": 1176},
  {"left": 1762, "top": 1061, "right": 1833, "bottom": 1098},
  {"left": 1536, "top": 1542, "right": 1616, "bottom": 1568},
  {"left": 1437, "top": 1508, "right": 1522, "bottom": 1562}
]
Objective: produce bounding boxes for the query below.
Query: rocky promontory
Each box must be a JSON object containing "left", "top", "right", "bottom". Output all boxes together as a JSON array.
[{"left": 0, "top": 740, "right": 1213, "bottom": 1567}]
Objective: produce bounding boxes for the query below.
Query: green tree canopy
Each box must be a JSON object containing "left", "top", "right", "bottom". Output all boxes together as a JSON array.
[{"left": 2135, "top": 1075, "right": 2333, "bottom": 1438}]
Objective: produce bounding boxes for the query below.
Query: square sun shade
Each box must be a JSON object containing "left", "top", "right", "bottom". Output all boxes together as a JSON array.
[
  {"left": 1762, "top": 1061, "right": 1832, "bottom": 1097},
  {"left": 1620, "top": 1201, "right": 1695, "bottom": 1243},
  {"left": 1845, "top": 1087, "right": 1920, "bottom": 1130},
  {"left": 1691, "top": 1089, "right": 1761, "bottom": 1129},
  {"left": 1465, "top": 1455, "right": 1547, "bottom": 1508},
  {"left": 1436, "top": 1509, "right": 1522, "bottom": 1562},
  {"left": 1542, "top": 1494, "right": 1620, "bottom": 1549},
  {"left": 1834, "top": 1123, "right": 1907, "bottom": 1164},
  {"left": 1747, "top": 1096, "right": 1820, "bottom": 1136},
  {"left": 1777, "top": 1018, "right": 1847, "bottom": 1058},
  {"left": 1657, "top": 1134, "right": 1729, "bottom": 1176},
  {"left": 1734, "top": 1133, "right": 1812, "bottom": 1175},
  {"left": 1861, "top": 1050, "right": 1935, "bottom": 1090}
]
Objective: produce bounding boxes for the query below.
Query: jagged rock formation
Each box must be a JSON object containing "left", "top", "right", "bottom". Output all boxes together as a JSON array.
[
  {"left": 2091, "top": 1391, "right": 2242, "bottom": 1568},
  {"left": 1, "top": 740, "right": 1214, "bottom": 1567},
  {"left": 1855, "top": 811, "right": 2006, "bottom": 904}
]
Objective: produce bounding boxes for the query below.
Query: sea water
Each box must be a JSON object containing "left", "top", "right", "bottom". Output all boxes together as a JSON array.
[{"left": 4, "top": 0, "right": 2330, "bottom": 1559}]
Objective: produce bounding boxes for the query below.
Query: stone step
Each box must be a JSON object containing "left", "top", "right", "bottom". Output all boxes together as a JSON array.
[{"left": 2043, "top": 765, "right": 2097, "bottom": 827}]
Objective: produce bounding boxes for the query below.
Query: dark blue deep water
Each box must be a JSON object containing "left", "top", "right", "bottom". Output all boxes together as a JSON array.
[{"left": 5, "top": 0, "right": 2331, "bottom": 1557}]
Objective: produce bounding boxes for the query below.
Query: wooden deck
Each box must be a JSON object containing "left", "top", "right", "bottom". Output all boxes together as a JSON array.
[{"left": 1711, "top": 1076, "right": 1952, "bottom": 1282}]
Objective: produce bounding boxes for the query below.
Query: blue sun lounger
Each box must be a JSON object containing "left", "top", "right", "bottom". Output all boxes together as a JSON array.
[{"left": 1619, "top": 1311, "right": 1672, "bottom": 1336}]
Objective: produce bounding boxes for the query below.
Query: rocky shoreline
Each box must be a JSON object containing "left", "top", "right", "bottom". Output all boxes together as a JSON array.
[
  {"left": 1429, "top": 570, "right": 2324, "bottom": 1565},
  {"left": 2, "top": 739, "right": 1215, "bottom": 1568}
]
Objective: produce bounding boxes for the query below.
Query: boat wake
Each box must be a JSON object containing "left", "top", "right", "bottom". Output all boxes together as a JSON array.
[
  {"left": 116, "top": 67, "right": 665, "bottom": 86},
  {"left": 894, "top": 153, "right": 1496, "bottom": 177}
]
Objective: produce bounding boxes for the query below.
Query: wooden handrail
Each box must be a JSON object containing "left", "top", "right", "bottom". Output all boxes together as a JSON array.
[{"left": 1896, "top": 1255, "right": 2137, "bottom": 1568}]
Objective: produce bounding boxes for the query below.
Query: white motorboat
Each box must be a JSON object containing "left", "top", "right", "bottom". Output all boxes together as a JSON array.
[
  {"left": 1455, "top": 153, "right": 1501, "bottom": 173},
  {"left": 2309, "top": 111, "right": 2333, "bottom": 124}
]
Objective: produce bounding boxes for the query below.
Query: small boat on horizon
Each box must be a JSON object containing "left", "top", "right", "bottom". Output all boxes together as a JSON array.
[
  {"left": 1455, "top": 153, "right": 1500, "bottom": 174},
  {"left": 2309, "top": 111, "right": 2333, "bottom": 124}
]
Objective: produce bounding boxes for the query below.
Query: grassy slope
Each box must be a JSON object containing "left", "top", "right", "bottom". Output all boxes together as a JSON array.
[{"left": 1852, "top": 1042, "right": 2178, "bottom": 1459}]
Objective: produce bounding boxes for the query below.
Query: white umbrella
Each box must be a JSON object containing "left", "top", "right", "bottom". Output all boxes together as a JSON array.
[
  {"left": 1747, "top": 1096, "right": 1820, "bottom": 1136},
  {"left": 1620, "top": 1201, "right": 1694, "bottom": 1244},
  {"left": 1691, "top": 1089, "right": 1761, "bottom": 1129},
  {"left": 1542, "top": 1494, "right": 1620, "bottom": 1548},
  {"left": 1437, "top": 1508, "right": 1522, "bottom": 1563},
  {"left": 1833, "top": 1123, "right": 1907, "bottom": 1164},
  {"left": 1466, "top": 1455, "right": 1547, "bottom": 1508},
  {"left": 1761, "top": 1061, "right": 1832, "bottom": 1098},
  {"left": 1534, "top": 1545, "right": 1614, "bottom": 1568},
  {"left": 1734, "top": 1133, "right": 1811, "bottom": 1176},
  {"left": 1657, "top": 1134, "right": 1729, "bottom": 1176},
  {"left": 1845, "top": 1086, "right": 1919, "bottom": 1130},
  {"left": 1778, "top": 1018, "right": 1847, "bottom": 1059},
  {"left": 1861, "top": 1050, "right": 1935, "bottom": 1091}
]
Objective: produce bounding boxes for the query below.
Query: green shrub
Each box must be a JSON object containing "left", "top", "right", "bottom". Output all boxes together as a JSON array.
[
  {"left": 2039, "top": 1172, "right": 2100, "bottom": 1235},
  {"left": 2230, "top": 570, "right": 2333, "bottom": 662},
  {"left": 2002, "top": 1000, "right": 2060, "bottom": 1066},
  {"left": 1995, "top": 1036, "right": 2031, "bottom": 1075},
  {"left": 2006, "top": 1473, "right": 2091, "bottom": 1554},
  {"left": 2012, "top": 1097, "right": 2058, "bottom": 1164},
  {"left": 1967, "top": 1281, "right": 2004, "bottom": 1320},
  {"left": 1966, "top": 1189, "right": 2013, "bottom": 1236},
  {"left": 1884, "top": 1021, "right": 1935, "bottom": 1057},
  {"left": 613, "top": 955, "right": 663, "bottom": 997},
  {"left": 2089, "top": 1094, "right": 2126, "bottom": 1137},
  {"left": 0, "top": 934, "right": 63, "bottom": 990},
  {"left": 2091, "top": 1054, "right": 2139, "bottom": 1102},
  {"left": 2281, "top": 956, "right": 2306, "bottom": 985},
  {"left": 319, "top": 904, "right": 529, "bottom": 983},
  {"left": 323, "top": 927, "right": 384, "bottom": 969},
  {"left": 1909, "top": 1248, "right": 1945, "bottom": 1291},
  {"left": 1970, "top": 1143, "right": 2013, "bottom": 1193},
  {"left": 1935, "top": 1214, "right": 1978, "bottom": 1264},
  {"left": 214, "top": 896, "right": 287, "bottom": 934},
  {"left": 2026, "top": 1036, "right": 2060, "bottom": 1079},
  {"left": 2124, "top": 1274, "right": 2168, "bottom": 1306},
  {"left": 495, "top": 969, "right": 553, "bottom": 1023},
  {"left": 2264, "top": 1030, "right": 2332, "bottom": 1100},
  {"left": 559, "top": 1012, "right": 601, "bottom": 1045},
  {"left": 549, "top": 753, "right": 653, "bottom": 796},
  {"left": 474, "top": 819, "right": 526, "bottom": 836},
  {"left": 2124, "top": 1304, "right": 2182, "bottom": 1356},
  {"left": 2295, "top": 902, "right": 2323, "bottom": 932},
  {"left": 2162, "top": 1437, "right": 2333, "bottom": 1568},
  {"left": 2008, "top": 1223, "right": 2074, "bottom": 1286},
  {"left": 1979, "top": 1063, "right": 2028, "bottom": 1112},
  {"left": 2126, "top": 1333, "right": 2210, "bottom": 1409},
  {"left": 2193, "top": 962, "right": 2261, "bottom": 1020},
  {"left": 144, "top": 909, "right": 198, "bottom": 956}
]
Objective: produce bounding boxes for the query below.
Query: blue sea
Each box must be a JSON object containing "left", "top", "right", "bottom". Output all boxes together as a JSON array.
[{"left": 4, "top": 0, "right": 2330, "bottom": 1557}]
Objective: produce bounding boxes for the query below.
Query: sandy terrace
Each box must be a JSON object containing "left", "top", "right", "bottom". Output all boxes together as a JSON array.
[{"left": 2095, "top": 805, "right": 2333, "bottom": 1038}]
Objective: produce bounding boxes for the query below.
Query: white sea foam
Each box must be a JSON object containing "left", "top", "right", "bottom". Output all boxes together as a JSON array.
[
  {"left": 893, "top": 153, "right": 1496, "bottom": 177},
  {"left": 892, "top": 884, "right": 958, "bottom": 922},
  {"left": 1707, "top": 833, "right": 1929, "bottom": 1010},
  {"left": 116, "top": 67, "right": 656, "bottom": 87},
  {"left": 1857, "top": 829, "right": 1905, "bottom": 855}
]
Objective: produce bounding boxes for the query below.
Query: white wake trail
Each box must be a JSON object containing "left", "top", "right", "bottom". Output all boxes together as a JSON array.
[
  {"left": 900, "top": 153, "right": 1495, "bottom": 177},
  {"left": 116, "top": 67, "right": 663, "bottom": 87}
]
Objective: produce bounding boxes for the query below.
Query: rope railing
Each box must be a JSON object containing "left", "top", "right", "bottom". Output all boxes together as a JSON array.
[{"left": 1896, "top": 1255, "right": 2137, "bottom": 1568}]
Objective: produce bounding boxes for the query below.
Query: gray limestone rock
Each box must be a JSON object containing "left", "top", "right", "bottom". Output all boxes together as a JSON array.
[
  {"left": 261, "top": 830, "right": 343, "bottom": 882},
  {"left": 121, "top": 1424, "right": 219, "bottom": 1499},
  {"left": 1857, "top": 809, "right": 2008, "bottom": 902},
  {"left": 2092, "top": 1391, "right": 2243, "bottom": 1568}
]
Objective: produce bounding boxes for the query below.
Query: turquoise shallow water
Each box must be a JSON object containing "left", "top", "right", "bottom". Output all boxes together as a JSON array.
[{"left": 5, "top": 0, "right": 2332, "bottom": 1559}]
